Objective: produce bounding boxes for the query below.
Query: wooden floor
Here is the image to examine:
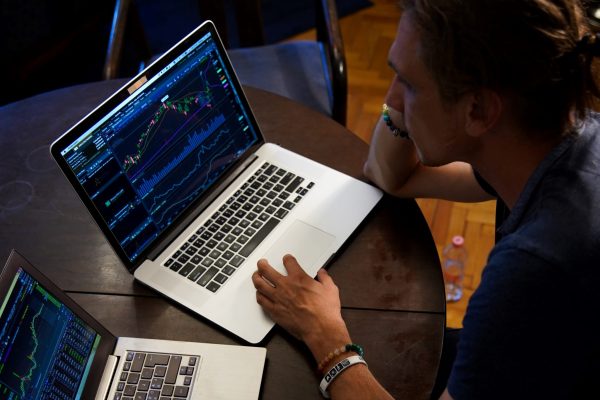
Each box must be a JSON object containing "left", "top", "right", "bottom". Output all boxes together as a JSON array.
[{"left": 290, "top": 0, "right": 497, "bottom": 328}]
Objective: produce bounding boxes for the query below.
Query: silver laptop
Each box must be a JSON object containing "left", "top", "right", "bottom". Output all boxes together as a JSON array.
[
  {"left": 50, "top": 20, "right": 383, "bottom": 343},
  {"left": 0, "top": 249, "right": 266, "bottom": 399}
]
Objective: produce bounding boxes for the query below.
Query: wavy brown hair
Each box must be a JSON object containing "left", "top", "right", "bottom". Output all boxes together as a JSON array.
[{"left": 401, "top": 0, "right": 600, "bottom": 136}]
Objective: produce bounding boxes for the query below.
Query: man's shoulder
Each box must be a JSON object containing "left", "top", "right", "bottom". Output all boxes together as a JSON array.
[
  {"left": 495, "top": 212, "right": 598, "bottom": 276},
  {"left": 513, "top": 118, "right": 600, "bottom": 265}
]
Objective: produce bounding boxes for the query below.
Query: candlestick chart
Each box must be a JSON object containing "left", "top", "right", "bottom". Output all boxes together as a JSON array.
[{"left": 107, "top": 51, "right": 253, "bottom": 228}]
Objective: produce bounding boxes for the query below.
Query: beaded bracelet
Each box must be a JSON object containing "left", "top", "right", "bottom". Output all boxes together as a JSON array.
[
  {"left": 319, "top": 355, "right": 368, "bottom": 398},
  {"left": 382, "top": 103, "right": 409, "bottom": 138},
  {"left": 317, "top": 343, "right": 364, "bottom": 373}
]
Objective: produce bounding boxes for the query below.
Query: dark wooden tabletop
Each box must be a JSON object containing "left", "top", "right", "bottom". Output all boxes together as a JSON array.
[{"left": 0, "top": 81, "right": 445, "bottom": 399}]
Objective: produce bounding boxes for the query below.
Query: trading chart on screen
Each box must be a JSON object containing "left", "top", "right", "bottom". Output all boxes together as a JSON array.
[
  {"left": 59, "top": 31, "right": 259, "bottom": 261},
  {"left": 0, "top": 269, "right": 100, "bottom": 399}
]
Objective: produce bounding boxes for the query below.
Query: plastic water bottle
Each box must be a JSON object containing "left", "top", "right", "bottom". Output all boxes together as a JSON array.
[{"left": 442, "top": 235, "right": 467, "bottom": 302}]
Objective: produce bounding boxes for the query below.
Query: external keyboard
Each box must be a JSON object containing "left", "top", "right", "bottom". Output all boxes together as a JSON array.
[{"left": 113, "top": 351, "right": 199, "bottom": 400}]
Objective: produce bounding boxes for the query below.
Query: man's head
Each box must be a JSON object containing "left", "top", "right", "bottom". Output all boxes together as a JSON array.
[{"left": 400, "top": 0, "right": 599, "bottom": 138}]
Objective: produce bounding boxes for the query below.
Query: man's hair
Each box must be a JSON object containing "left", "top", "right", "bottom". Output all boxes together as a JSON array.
[{"left": 401, "top": 0, "right": 600, "bottom": 136}]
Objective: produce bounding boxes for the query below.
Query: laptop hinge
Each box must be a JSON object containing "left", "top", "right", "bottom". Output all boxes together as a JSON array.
[
  {"left": 95, "top": 355, "right": 119, "bottom": 400},
  {"left": 147, "top": 154, "right": 260, "bottom": 261}
]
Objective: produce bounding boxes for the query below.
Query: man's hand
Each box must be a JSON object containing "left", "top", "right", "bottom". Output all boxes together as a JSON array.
[{"left": 252, "top": 254, "right": 350, "bottom": 358}]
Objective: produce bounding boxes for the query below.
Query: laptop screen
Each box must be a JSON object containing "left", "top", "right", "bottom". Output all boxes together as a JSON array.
[
  {"left": 57, "top": 28, "right": 261, "bottom": 263},
  {"left": 0, "top": 268, "right": 101, "bottom": 399}
]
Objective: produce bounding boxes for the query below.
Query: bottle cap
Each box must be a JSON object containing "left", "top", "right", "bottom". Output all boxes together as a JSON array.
[{"left": 452, "top": 235, "right": 464, "bottom": 247}]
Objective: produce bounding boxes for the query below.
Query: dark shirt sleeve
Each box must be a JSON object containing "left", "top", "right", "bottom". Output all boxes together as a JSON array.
[{"left": 447, "top": 242, "right": 586, "bottom": 399}]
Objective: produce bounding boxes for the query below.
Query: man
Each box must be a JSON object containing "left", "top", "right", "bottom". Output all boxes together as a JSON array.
[{"left": 252, "top": 0, "right": 600, "bottom": 398}]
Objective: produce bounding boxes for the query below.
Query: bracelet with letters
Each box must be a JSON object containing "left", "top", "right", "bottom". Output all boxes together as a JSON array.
[{"left": 319, "top": 355, "right": 367, "bottom": 398}]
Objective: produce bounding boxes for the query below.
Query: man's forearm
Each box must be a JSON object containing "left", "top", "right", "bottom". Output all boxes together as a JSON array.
[
  {"left": 326, "top": 363, "right": 395, "bottom": 400},
  {"left": 363, "top": 111, "right": 419, "bottom": 195}
]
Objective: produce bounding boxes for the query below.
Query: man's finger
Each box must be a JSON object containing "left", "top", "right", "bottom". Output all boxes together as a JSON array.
[
  {"left": 256, "top": 290, "right": 275, "bottom": 311},
  {"left": 316, "top": 268, "right": 330, "bottom": 281},
  {"left": 252, "top": 271, "right": 276, "bottom": 296},
  {"left": 317, "top": 268, "right": 338, "bottom": 290},
  {"left": 316, "top": 268, "right": 336, "bottom": 288},
  {"left": 282, "top": 254, "right": 306, "bottom": 276},
  {"left": 256, "top": 258, "right": 283, "bottom": 286}
]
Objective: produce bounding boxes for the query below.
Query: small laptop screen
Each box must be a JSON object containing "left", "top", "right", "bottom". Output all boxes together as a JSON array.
[
  {"left": 58, "top": 30, "right": 260, "bottom": 262},
  {"left": 0, "top": 268, "right": 101, "bottom": 399}
]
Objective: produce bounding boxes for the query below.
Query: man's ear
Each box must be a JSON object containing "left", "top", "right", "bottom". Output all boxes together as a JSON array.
[{"left": 464, "top": 89, "right": 502, "bottom": 138}]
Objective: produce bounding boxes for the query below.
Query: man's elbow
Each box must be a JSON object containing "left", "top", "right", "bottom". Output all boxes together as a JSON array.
[
  {"left": 362, "top": 159, "right": 388, "bottom": 190},
  {"left": 362, "top": 159, "right": 405, "bottom": 196},
  {"left": 362, "top": 159, "right": 376, "bottom": 183}
]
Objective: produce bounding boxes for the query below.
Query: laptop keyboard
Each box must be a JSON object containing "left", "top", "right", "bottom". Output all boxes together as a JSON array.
[
  {"left": 163, "top": 162, "right": 314, "bottom": 293},
  {"left": 113, "top": 351, "right": 199, "bottom": 400}
]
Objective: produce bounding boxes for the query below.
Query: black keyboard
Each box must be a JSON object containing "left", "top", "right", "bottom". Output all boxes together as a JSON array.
[
  {"left": 163, "top": 162, "right": 315, "bottom": 293},
  {"left": 113, "top": 351, "right": 199, "bottom": 400}
]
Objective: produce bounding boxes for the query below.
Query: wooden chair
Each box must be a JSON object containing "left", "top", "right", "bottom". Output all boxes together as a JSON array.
[{"left": 103, "top": 0, "right": 348, "bottom": 125}]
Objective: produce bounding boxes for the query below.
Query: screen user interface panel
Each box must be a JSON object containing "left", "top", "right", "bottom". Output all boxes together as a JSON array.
[{"left": 59, "top": 30, "right": 260, "bottom": 262}]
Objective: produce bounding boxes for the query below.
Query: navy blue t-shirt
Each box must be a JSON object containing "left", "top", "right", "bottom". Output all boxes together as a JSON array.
[{"left": 448, "top": 114, "right": 600, "bottom": 399}]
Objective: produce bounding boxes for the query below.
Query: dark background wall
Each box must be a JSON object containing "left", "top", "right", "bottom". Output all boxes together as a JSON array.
[
  {"left": 1, "top": 1, "right": 114, "bottom": 106},
  {"left": 0, "top": 0, "right": 371, "bottom": 106}
]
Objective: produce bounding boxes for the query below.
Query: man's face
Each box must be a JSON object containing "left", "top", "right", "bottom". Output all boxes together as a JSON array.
[{"left": 388, "top": 13, "right": 469, "bottom": 166}]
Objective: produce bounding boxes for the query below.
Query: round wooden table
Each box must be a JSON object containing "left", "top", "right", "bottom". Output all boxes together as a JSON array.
[{"left": 0, "top": 81, "right": 445, "bottom": 399}]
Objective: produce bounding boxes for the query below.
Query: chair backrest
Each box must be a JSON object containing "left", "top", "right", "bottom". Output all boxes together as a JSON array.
[
  {"left": 103, "top": 0, "right": 347, "bottom": 125},
  {"left": 198, "top": 0, "right": 266, "bottom": 48},
  {"left": 222, "top": 0, "right": 348, "bottom": 125}
]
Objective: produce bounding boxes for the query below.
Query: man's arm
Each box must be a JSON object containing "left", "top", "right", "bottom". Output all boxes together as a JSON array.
[
  {"left": 252, "top": 255, "right": 454, "bottom": 400},
  {"left": 364, "top": 119, "right": 490, "bottom": 202},
  {"left": 252, "top": 256, "right": 395, "bottom": 399}
]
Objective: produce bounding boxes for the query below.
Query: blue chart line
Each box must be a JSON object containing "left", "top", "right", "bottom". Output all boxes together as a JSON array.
[
  {"left": 149, "top": 130, "right": 233, "bottom": 221},
  {"left": 136, "top": 113, "right": 226, "bottom": 197}
]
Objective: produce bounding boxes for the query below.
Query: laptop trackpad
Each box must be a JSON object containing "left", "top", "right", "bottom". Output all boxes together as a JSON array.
[{"left": 261, "top": 220, "right": 336, "bottom": 277}]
